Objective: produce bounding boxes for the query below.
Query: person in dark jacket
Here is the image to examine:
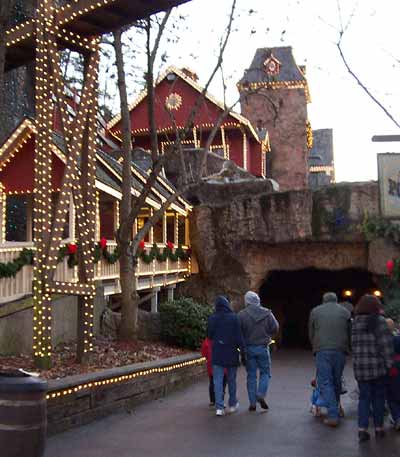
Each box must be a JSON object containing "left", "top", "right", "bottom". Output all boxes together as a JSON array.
[
  {"left": 208, "top": 295, "right": 245, "bottom": 416},
  {"left": 352, "top": 295, "right": 394, "bottom": 442},
  {"left": 239, "top": 291, "right": 279, "bottom": 412}
]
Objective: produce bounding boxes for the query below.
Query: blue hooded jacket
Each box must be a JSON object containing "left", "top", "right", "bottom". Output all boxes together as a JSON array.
[{"left": 207, "top": 296, "right": 245, "bottom": 367}]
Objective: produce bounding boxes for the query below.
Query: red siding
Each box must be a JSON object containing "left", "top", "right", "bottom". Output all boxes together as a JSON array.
[
  {"left": 112, "top": 78, "right": 243, "bottom": 134},
  {"left": 0, "top": 137, "right": 65, "bottom": 193},
  {"left": 110, "top": 74, "right": 263, "bottom": 177}
]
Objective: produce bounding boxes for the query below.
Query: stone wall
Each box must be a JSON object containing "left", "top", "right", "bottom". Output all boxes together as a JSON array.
[{"left": 47, "top": 353, "right": 206, "bottom": 434}]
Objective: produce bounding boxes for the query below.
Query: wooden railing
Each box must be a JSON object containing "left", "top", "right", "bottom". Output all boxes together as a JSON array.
[{"left": 0, "top": 241, "right": 190, "bottom": 304}]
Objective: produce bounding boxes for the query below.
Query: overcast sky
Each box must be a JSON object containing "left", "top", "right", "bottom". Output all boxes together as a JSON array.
[{"left": 107, "top": 0, "right": 400, "bottom": 183}]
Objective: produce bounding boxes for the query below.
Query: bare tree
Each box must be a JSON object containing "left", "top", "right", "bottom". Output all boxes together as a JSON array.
[{"left": 114, "top": 0, "right": 237, "bottom": 340}]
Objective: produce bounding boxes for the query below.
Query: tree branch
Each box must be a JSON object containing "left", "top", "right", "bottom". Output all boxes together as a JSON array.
[{"left": 336, "top": 35, "right": 400, "bottom": 130}]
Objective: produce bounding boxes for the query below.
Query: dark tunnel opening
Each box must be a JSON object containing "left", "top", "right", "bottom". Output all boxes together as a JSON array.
[{"left": 259, "top": 268, "right": 379, "bottom": 348}]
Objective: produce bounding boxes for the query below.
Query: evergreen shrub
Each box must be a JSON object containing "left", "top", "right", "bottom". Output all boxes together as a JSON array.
[{"left": 159, "top": 297, "right": 212, "bottom": 349}]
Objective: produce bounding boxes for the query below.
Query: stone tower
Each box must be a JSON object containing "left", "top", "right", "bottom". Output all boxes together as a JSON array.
[{"left": 238, "top": 47, "right": 310, "bottom": 190}]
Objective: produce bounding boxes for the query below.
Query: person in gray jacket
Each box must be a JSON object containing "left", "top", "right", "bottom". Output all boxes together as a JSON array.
[
  {"left": 239, "top": 291, "right": 279, "bottom": 412},
  {"left": 308, "top": 291, "right": 351, "bottom": 427}
]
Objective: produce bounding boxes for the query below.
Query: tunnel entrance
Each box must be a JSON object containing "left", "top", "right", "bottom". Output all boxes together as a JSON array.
[{"left": 259, "top": 268, "right": 378, "bottom": 348}]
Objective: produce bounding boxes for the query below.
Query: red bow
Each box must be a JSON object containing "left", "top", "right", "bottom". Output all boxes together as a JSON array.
[
  {"left": 387, "top": 259, "right": 394, "bottom": 275},
  {"left": 67, "top": 243, "right": 77, "bottom": 255},
  {"left": 167, "top": 241, "right": 174, "bottom": 250},
  {"left": 139, "top": 240, "right": 145, "bottom": 250},
  {"left": 99, "top": 237, "right": 107, "bottom": 250}
]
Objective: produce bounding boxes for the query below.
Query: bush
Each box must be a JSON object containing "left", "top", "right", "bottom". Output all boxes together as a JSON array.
[{"left": 159, "top": 297, "right": 213, "bottom": 350}]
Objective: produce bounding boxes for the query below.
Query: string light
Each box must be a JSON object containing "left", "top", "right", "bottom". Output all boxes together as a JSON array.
[
  {"left": 46, "top": 357, "right": 206, "bottom": 400},
  {"left": 4, "top": 0, "right": 194, "bottom": 366},
  {"left": 238, "top": 79, "right": 312, "bottom": 103},
  {"left": 242, "top": 131, "right": 248, "bottom": 170},
  {"left": 107, "top": 66, "right": 260, "bottom": 143}
]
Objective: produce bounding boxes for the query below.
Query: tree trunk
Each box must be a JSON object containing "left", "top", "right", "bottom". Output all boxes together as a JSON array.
[{"left": 114, "top": 29, "right": 138, "bottom": 341}]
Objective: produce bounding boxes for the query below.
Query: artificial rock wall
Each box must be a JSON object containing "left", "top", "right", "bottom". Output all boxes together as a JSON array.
[{"left": 180, "top": 181, "right": 394, "bottom": 309}]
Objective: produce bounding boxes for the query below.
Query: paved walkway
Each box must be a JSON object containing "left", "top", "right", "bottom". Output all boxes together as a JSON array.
[{"left": 46, "top": 350, "right": 400, "bottom": 457}]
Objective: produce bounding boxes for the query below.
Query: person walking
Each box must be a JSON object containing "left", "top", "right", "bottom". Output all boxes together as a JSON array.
[
  {"left": 352, "top": 295, "right": 394, "bottom": 442},
  {"left": 208, "top": 295, "right": 245, "bottom": 417},
  {"left": 200, "top": 336, "right": 227, "bottom": 406},
  {"left": 385, "top": 318, "right": 400, "bottom": 431},
  {"left": 308, "top": 292, "right": 351, "bottom": 427},
  {"left": 239, "top": 291, "right": 279, "bottom": 412}
]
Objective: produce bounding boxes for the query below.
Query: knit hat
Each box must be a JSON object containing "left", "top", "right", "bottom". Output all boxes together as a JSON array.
[
  {"left": 244, "top": 291, "right": 260, "bottom": 307},
  {"left": 322, "top": 292, "right": 337, "bottom": 303}
]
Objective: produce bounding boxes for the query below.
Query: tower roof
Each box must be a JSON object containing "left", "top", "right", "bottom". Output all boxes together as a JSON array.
[
  {"left": 239, "top": 46, "right": 306, "bottom": 85},
  {"left": 238, "top": 46, "right": 310, "bottom": 102}
]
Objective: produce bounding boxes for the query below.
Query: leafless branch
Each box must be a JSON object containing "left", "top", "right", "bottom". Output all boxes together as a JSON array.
[
  {"left": 146, "top": 10, "right": 172, "bottom": 163},
  {"left": 127, "top": 0, "right": 238, "bottom": 235},
  {"left": 337, "top": 33, "right": 400, "bottom": 130}
]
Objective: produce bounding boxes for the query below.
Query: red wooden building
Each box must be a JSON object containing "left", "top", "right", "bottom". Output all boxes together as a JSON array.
[{"left": 107, "top": 66, "right": 270, "bottom": 177}]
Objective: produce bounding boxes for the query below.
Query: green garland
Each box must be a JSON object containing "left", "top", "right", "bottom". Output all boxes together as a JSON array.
[
  {"left": 0, "top": 248, "right": 34, "bottom": 278},
  {"left": 0, "top": 242, "right": 191, "bottom": 279},
  {"left": 136, "top": 243, "right": 190, "bottom": 264}
]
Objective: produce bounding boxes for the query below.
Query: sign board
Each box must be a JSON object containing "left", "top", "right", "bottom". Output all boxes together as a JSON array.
[{"left": 377, "top": 153, "right": 400, "bottom": 218}]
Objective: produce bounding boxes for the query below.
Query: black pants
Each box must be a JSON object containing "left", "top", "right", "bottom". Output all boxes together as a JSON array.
[{"left": 209, "top": 375, "right": 227, "bottom": 404}]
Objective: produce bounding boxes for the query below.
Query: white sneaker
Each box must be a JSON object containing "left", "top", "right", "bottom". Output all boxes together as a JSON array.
[
  {"left": 216, "top": 409, "right": 225, "bottom": 417},
  {"left": 227, "top": 402, "right": 239, "bottom": 414}
]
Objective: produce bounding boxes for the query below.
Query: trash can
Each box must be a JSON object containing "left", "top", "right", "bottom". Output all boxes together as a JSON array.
[{"left": 0, "top": 370, "right": 47, "bottom": 457}]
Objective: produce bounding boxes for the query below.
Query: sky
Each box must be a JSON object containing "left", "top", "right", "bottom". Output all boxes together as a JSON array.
[{"left": 105, "top": 0, "right": 400, "bottom": 183}]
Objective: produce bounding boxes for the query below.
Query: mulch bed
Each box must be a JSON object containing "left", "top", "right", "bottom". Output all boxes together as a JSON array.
[{"left": 0, "top": 338, "right": 190, "bottom": 380}]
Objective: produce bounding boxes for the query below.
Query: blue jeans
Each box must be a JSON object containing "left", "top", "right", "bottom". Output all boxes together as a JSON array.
[
  {"left": 315, "top": 350, "right": 346, "bottom": 419},
  {"left": 213, "top": 365, "right": 238, "bottom": 410},
  {"left": 246, "top": 345, "right": 271, "bottom": 406},
  {"left": 358, "top": 378, "right": 386, "bottom": 429}
]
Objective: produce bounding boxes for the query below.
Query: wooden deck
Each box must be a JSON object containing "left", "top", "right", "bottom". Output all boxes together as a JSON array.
[{"left": 0, "top": 241, "right": 190, "bottom": 304}]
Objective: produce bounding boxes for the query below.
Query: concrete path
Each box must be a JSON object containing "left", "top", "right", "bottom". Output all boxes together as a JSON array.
[{"left": 45, "top": 350, "right": 400, "bottom": 457}]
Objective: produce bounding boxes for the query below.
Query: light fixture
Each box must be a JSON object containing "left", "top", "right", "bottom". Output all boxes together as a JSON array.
[
  {"left": 166, "top": 73, "right": 177, "bottom": 82},
  {"left": 373, "top": 290, "right": 382, "bottom": 298},
  {"left": 343, "top": 290, "right": 352, "bottom": 297}
]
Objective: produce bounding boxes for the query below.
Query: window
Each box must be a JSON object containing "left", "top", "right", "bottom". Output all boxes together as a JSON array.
[
  {"left": 99, "top": 199, "right": 115, "bottom": 240},
  {"left": 177, "top": 215, "right": 186, "bottom": 246},
  {"left": 6, "top": 195, "right": 30, "bottom": 242},
  {"left": 166, "top": 213, "right": 175, "bottom": 245},
  {"left": 137, "top": 208, "right": 151, "bottom": 242},
  {"left": 153, "top": 217, "right": 163, "bottom": 243}
]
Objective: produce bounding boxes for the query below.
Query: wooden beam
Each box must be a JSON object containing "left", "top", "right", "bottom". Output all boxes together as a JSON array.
[{"left": 5, "top": 0, "right": 191, "bottom": 71}]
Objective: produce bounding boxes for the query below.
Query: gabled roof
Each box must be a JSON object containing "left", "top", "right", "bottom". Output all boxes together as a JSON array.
[{"left": 107, "top": 65, "right": 260, "bottom": 142}]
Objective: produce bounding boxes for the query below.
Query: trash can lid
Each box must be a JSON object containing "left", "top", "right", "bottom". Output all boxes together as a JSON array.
[{"left": 0, "top": 370, "right": 47, "bottom": 393}]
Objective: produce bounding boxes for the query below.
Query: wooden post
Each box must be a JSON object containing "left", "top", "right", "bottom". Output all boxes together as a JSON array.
[{"left": 32, "top": 0, "right": 99, "bottom": 367}]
